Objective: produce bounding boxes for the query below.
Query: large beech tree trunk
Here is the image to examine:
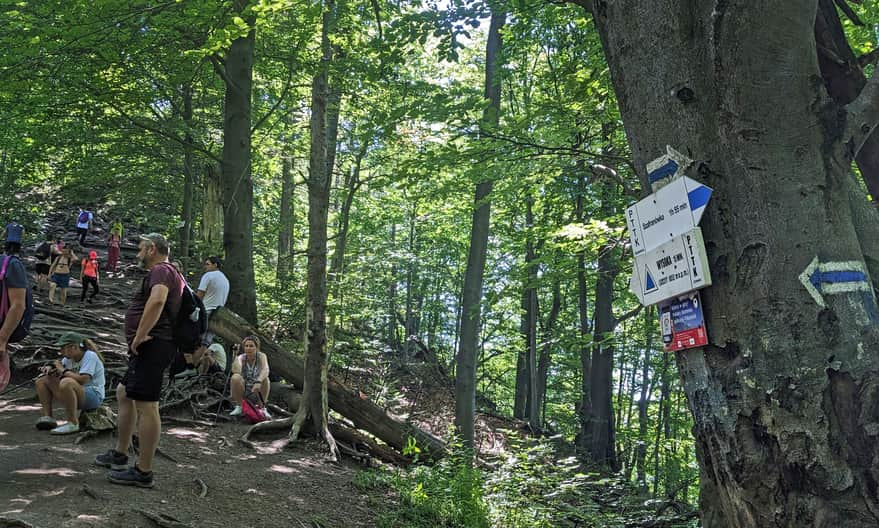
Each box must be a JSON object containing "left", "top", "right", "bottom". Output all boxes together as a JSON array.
[
  {"left": 219, "top": 0, "right": 258, "bottom": 325},
  {"left": 209, "top": 307, "right": 446, "bottom": 458},
  {"left": 586, "top": 1, "right": 879, "bottom": 525}
]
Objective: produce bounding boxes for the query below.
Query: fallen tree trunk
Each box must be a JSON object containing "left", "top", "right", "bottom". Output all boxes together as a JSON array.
[{"left": 209, "top": 307, "right": 447, "bottom": 459}]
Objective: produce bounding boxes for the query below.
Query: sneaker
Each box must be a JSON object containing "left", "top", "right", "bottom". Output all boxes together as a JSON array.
[
  {"left": 229, "top": 405, "right": 242, "bottom": 417},
  {"left": 50, "top": 423, "right": 79, "bottom": 435},
  {"left": 36, "top": 416, "right": 58, "bottom": 431},
  {"left": 107, "top": 466, "right": 154, "bottom": 488},
  {"left": 94, "top": 449, "right": 129, "bottom": 470},
  {"left": 174, "top": 368, "right": 198, "bottom": 380},
  {"left": 262, "top": 408, "right": 272, "bottom": 419}
]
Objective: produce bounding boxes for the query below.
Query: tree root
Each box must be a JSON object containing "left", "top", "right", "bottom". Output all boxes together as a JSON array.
[
  {"left": 134, "top": 509, "right": 191, "bottom": 528},
  {"left": 193, "top": 478, "right": 207, "bottom": 498},
  {"left": 74, "top": 430, "right": 100, "bottom": 445},
  {"left": 0, "top": 517, "right": 36, "bottom": 528}
]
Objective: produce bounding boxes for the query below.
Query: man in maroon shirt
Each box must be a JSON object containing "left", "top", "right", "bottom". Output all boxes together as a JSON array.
[{"left": 94, "top": 233, "right": 183, "bottom": 488}]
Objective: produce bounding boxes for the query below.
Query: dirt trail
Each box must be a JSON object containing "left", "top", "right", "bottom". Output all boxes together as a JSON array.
[{"left": 1, "top": 240, "right": 376, "bottom": 528}]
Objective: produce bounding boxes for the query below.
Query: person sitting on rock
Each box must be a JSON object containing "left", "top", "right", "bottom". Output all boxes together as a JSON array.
[
  {"left": 197, "top": 342, "right": 227, "bottom": 375},
  {"left": 35, "top": 331, "right": 105, "bottom": 435},
  {"left": 229, "top": 336, "right": 270, "bottom": 417}
]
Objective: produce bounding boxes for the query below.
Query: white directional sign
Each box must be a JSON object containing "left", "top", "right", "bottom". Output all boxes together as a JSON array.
[
  {"left": 629, "top": 227, "right": 712, "bottom": 306},
  {"left": 625, "top": 176, "right": 713, "bottom": 257}
]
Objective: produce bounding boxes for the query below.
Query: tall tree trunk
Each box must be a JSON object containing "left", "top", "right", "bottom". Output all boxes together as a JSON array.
[
  {"left": 328, "top": 143, "right": 365, "bottom": 332},
  {"left": 536, "top": 278, "right": 561, "bottom": 425},
  {"left": 202, "top": 162, "right": 224, "bottom": 252},
  {"left": 454, "top": 7, "right": 505, "bottom": 449},
  {"left": 580, "top": 242, "right": 620, "bottom": 470},
  {"left": 575, "top": 170, "right": 593, "bottom": 452},
  {"left": 513, "top": 285, "right": 529, "bottom": 420},
  {"left": 525, "top": 198, "right": 540, "bottom": 431},
  {"left": 180, "top": 83, "right": 195, "bottom": 259},
  {"left": 277, "top": 144, "right": 294, "bottom": 283},
  {"left": 636, "top": 307, "right": 655, "bottom": 489},
  {"left": 219, "top": 0, "right": 257, "bottom": 325},
  {"left": 403, "top": 200, "right": 418, "bottom": 362},
  {"left": 589, "top": 2, "right": 879, "bottom": 523},
  {"left": 387, "top": 222, "right": 399, "bottom": 349},
  {"left": 290, "top": 0, "right": 339, "bottom": 460}
]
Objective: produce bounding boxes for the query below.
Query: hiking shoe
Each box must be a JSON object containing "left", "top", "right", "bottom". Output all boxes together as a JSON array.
[
  {"left": 107, "top": 466, "right": 154, "bottom": 488},
  {"left": 229, "top": 405, "right": 242, "bottom": 417},
  {"left": 36, "top": 416, "right": 58, "bottom": 431},
  {"left": 94, "top": 449, "right": 128, "bottom": 470},
  {"left": 50, "top": 423, "right": 79, "bottom": 435},
  {"left": 174, "top": 368, "right": 198, "bottom": 380}
]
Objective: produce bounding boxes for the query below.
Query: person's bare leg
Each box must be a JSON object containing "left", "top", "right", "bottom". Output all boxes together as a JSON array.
[
  {"left": 48, "top": 282, "right": 56, "bottom": 303},
  {"left": 134, "top": 401, "right": 160, "bottom": 472},
  {"left": 35, "top": 376, "right": 56, "bottom": 417},
  {"left": 56, "top": 378, "right": 85, "bottom": 425},
  {"left": 59, "top": 288, "right": 68, "bottom": 305},
  {"left": 230, "top": 374, "right": 244, "bottom": 404},
  {"left": 115, "top": 384, "right": 136, "bottom": 454}
]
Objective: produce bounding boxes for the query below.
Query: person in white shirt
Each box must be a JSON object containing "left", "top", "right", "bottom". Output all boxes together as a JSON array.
[
  {"left": 75, "top": 209, "right": 93, "bottom": 246},
  {"left": 175, "top": 256, "right": 230, "bottom": 379}
]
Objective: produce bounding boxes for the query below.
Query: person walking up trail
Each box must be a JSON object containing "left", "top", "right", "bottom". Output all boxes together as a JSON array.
[
  {"left": 75, "top": 209, "right": 93, "bottom": 246},
  {"left": 34, "top": 332, "right": 105, "bottom": 435},
  {"left": 48, "top": 247, "right": 76, "bottom": 306},
  {"left": 80, "top": 251, "right": 100, "bottom": 303},
  {"left": 94, "top": 233, "right": 182, "bottom": 488},
  {"left": 34, "top": 238, "right": 52, "bottom": 292},
  {"left": 107, "top": 231, "right": 121, "bottom": 273}
]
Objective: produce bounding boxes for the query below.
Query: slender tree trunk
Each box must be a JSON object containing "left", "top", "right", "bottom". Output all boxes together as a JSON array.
[
  {"left": 219, "top": 0, "right": 257, "bottom": 325},
  {"left": 180, "top": 83, "right": 195, "bottom": 259},
  {"left": 525, "top": 198, "right": 540, "bottom": 431},
  {"left": 403, "top": 200, "right": 418, "bottom": 362},
  {"left": 636, "top": 307, "right": 655, "bottom": 489},
  {"left": 387, "top": 222, "right": 398, "bottom": 349},
  {"left": 454, "top": 7, "right": 505, "bottom": 449},
  {"left": 536, "top": 278, "right": 561, "bottom": 425},
  {"left": 277, "top": 144, "right": 294, "bottom": 283},
  {"left": 202, "top": 162, "right": 224, "bottom": 252},
  {"left": 513, "top": 284, "right": 529, "bottom": 420},
  {"left": 290, "top": 0, "right": 339, "bottom": 460}
]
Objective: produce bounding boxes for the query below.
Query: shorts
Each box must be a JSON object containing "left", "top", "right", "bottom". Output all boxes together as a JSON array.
[
  {"left": 121, "top": 338, "right": 176, "bottom": 401},
  {"left": 35, "top": 263, "right": 50, "bottom": 275},
  {"left": 51, "top": 273, "right": 70, "bottom": 288},
  {"left": 80, "top": 387, "right": 103, "bottom": 411}
]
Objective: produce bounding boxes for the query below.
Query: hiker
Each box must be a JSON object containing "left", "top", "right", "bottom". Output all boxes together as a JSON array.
[
  {"left": 196, "top": 343, "right": 226, "bottom": 375},
  {"left": 2, "top": 221, "right": 23, "bottom": 254},
  {"left": 0, "top": 243, "right": 31, "bottom": 392},
  {"left": 51, "top": 238, "right": 65, "bottom": 259},
  {"left": 175, "top": 256, "right": 229, "bottom": 379},
  {"left": 34, "top": 332, "right": 105, "bottom": 435},
  {"left": 80, "top": 250, "right": 100, "bottom": 303},
  {"left": 229, "top": 336, "right": 270, "bottom": 417},
  {"left": 110, "top": 218, "right": 123, "bottom": 239},
  {"left": 48, "top": 246, "right": 76, "bottom": 305},
  {"left": 95, "top": 233, "right": 182, "bottom": 488},
  {"left": 34, "top": 237, "right": 52, "bottom": 292},
  {"left": 75, "top": 209, "right": 93, "bottom": 246},
  {"left": 107, "top": 230, "right": 121, "bottom": 272}
]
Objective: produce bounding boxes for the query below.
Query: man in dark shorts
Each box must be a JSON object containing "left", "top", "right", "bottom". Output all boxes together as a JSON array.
[{"left": 94, "top": 233, "right": 183, "bottom": 488}]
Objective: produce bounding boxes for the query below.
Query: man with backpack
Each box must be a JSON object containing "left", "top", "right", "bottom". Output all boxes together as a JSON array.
[
  {"left": 0, "top": 236, "right": 33, "bottom": 392},
  {"left": 95, "top": 233, "right": 182, "bottom": 488},
  {"left": 75, "top": 209, "right": 93, "bottom": 246}
]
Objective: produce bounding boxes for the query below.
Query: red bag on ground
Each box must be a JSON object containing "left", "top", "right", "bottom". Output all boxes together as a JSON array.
[
  {"left": 241, "top": 392, "right": 269, "bottom": 424},
  {"left": 0, "top": 352, "right": 9, "bottom": 392}
]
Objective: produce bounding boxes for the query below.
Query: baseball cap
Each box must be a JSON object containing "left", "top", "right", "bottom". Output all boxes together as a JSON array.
[{"left": 55, "top": 331, "right": 85, "bottom": 347}]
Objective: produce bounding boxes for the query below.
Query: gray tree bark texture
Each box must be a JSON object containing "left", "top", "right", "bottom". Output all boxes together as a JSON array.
[
  {"left": 588, "top": 1, "right": 879, "bottom": 525},
  {"left": 219, "top": 0, "right": 258, "bottom": 325},
  {"left": 454, "top": 8, "right": 505, "bottom": 448}
]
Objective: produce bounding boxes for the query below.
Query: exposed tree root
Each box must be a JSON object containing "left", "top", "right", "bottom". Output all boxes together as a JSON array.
[{"left": 134, "top": 509, "right": 191, "bottom": 528}]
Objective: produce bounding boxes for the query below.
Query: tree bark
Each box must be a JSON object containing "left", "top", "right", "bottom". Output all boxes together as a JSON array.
[
  {"left": 219, "top": 0, "right": 258, "bottom": 325},
  {"left": 536, "top": 278, "right": 561, "bottom": 425},
  {"left": 180, "top": 83, "right": 195, "bottom": 259},
  {"left": 636, "top": 307, "right": 654, "bottom": 489},
  {"left": 277, "top": 122, "right": 295, "bottom": 283},
  {"left": 290, "top": 0, "right": 339, "bottom": 460},
  {"left": 202, "top": 162, "right": 223, "bottom": 252},
  {"left": 209, "top": 307, "right": 446, "bottom": 457},
  {"left": 514, "top": 286, "right": 529, "bottom": 420},
  {"left": 589, "top": 1, "right": 879, "bottom": 525},
  {"left": 525, "top": 197, "right": 540, "bottom": 431},
  {"left": 454, "top": 7, "right": 505, "bottom": 449}
]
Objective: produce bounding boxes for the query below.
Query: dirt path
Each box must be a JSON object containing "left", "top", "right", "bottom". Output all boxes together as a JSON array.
[{"left": 0, "top": 387, "right": 376, "bottom": 528}]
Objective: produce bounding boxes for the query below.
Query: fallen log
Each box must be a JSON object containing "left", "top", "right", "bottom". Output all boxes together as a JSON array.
[{"left": 209, "top": 307, "right": 447, "bottom": 459}]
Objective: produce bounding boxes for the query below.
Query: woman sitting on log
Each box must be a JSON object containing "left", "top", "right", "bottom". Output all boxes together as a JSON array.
[
  {"left": 229, "top": 335, "right": 270, "bottom": 417},
  {"left": 35, "top": 331, "right": 105, "bottom": 434}
]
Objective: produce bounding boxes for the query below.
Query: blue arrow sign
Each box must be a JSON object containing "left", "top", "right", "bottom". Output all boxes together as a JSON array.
[{"left": 799, "top": 257, "right": 872, "bottom": 308}]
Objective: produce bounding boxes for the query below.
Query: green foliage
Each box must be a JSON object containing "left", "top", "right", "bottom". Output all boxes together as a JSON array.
[{"left": 355, "top": 443, "right": 490, "bottom": 528}]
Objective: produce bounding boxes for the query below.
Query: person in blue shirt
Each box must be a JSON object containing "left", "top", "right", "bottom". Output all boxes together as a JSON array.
[{"left": 35, "top": 331, "right": 105, "bottom": 435}]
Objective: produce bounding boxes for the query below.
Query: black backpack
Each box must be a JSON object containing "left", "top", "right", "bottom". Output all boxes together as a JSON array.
[
  {"left": 0, "top": 256, "right": 33, "bottom": 343},
  {"left": 160, "top": 263, "right": 208, "bottom": 354},
  {"left": 35, "top": 242, "right": 50, "bottom": 260}
]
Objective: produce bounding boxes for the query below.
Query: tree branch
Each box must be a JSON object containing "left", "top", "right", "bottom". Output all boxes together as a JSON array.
[
  {"left": 845, "top": 71, "right": 879, "bottom": 158},
  {"left": 858, "top": 47, "right": 879, "bottom": 68}
]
